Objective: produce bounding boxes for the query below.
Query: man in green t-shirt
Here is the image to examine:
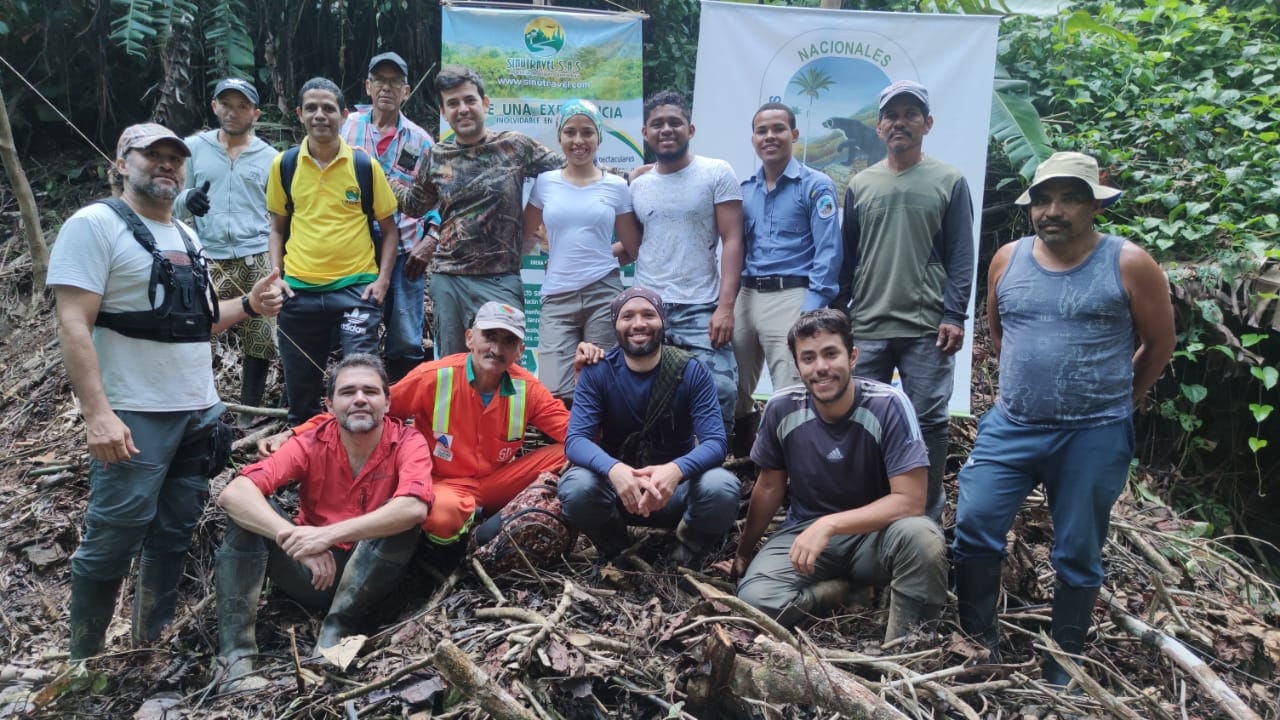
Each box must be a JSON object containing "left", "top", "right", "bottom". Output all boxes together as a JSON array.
[{"left": 834, "top": 80, "right": 974, "bottom": 523}]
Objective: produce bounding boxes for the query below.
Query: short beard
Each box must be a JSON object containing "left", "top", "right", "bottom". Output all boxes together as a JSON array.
[
  {"left": 339, "top": 414, "right": 378, "bottom": 434},
  {"left": 618, "top": 326, "right": 664, "bottom": 358},
  {"left": 653, "top": 142, "right": 689, "bottom": 164},
  {"left": 129, "top": 177, "right": 179, "bottom": 202}
]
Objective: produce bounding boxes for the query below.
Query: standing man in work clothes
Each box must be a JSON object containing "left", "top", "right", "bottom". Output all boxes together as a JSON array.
[
  {"left": 50, "top": 123, "right": 284, "bottom": 660},
  {"left": 176, "top": 78, "right": 279, "bottom": 423},
  {"left": 953, "top": 152, "right": 1175, "bottom": 686},
  {"left": 392, "top": 65, "right": 562, "bottom": 357},
  {"left": 341, "top": 51, "right": 440, "bottom": 382},
  {"left": 834, "top": 80, "right": 975, "bottom": 521},
  {"left": 629, "top": 90, "right": 745, "bottom": 433},
  {"left": 268, "top": 77, "right": 400, "bottom": 426},
  {"left": 731, "top": 101, "right": 842, "bottom": 456}
]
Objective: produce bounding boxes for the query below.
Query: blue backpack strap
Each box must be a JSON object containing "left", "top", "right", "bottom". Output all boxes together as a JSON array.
[{"left": 279, "top": 146, "right": 300, "bottom": 242}]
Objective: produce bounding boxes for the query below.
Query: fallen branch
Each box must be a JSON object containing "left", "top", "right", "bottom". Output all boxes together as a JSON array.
[
  {"left": 331, "top": 656, "right": 435, "bottom": 703},
  {"left": 518, "top": 580, "right": 573, "bottom": 666},
  {"left": 1101, "top": 589, "right": 1262, "bottom": 720},
  {"left": 432, "top": 640, "right": 537, "bottom": 720},
  {"left": 472, "top": 558, "right": 508, "bottom": 605},
  {"left": 1037, "top": 633, "right": 1144, "bottom": 720},
  {"left": 680, "top": 572, "right": 796, "bottom": 646},
  {"left": 224, "top": 402, "right": 289, "bottom": 419}
]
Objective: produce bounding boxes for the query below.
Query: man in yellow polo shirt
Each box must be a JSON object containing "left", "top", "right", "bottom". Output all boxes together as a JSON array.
[{"left": 268, "top": 77, "right": 400, "bottom": 425}]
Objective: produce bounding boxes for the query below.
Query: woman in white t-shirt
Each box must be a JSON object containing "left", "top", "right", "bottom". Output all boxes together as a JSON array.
[{"left": 524, "top": 99, "right": 640, "bottom": 403}]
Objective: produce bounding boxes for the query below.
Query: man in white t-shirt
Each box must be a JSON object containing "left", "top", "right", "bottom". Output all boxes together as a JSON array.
[
  {"left": 49, "top": 123, "right": 285, "bottom": 662},
  {"left": 629, "top": 90, "right": 744, "bottom": 430}
]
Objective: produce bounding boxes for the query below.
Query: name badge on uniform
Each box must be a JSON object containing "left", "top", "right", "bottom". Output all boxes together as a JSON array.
[{"left": 433, "top": 431, "right": 454, "bottom": 461}]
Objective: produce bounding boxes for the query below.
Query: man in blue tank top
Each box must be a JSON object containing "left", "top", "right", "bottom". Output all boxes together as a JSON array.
[{"left": 952, "top": 152, "right": 1175, "bottom": 688}]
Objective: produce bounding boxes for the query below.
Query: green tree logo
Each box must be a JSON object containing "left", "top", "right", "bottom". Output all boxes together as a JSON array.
[
  {"left": 525, "top": 18, "right": 566, "bottom": 56},
  {"left": 790, "top": 67, "right": 835, "bottom": 164}
]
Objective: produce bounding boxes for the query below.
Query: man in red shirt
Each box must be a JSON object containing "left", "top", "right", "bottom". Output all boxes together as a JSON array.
[{"left": 215, "top": 354, "right": 432, "bottom": 691}]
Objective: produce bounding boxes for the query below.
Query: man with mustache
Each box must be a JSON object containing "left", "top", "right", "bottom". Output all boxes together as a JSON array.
[
  {"left": 731, "top": 101, "right": 842, "bottom": 457},
  {"left": 953, "top": 152, "right": 1175, "bottom": 687},
  {"left": 340, "top": 52, "right": 439, "bottom": 382},
  {"left": 176, "top": 78, "right": 279, "bottom": 425},
  {"left": 268, "top": 77, "right": 401, "bottom": 426},
  {"left": 392, "top": 65, "right": 562, "bottom": 359},
  {"left": 265, "top": 301, "right": 568, "bottom": 547},
  {"left": 49, "top": 123, "right": 285, "bottom": 661},
  {"left": 214, "top": 354, "right": 433, "bottom": 690},
  {"left": 558, "top": 288, "right": 740, "bottom": 567},
  {"left": 628, "top": 90, "right": 745, "bottom": 435},
  {"left": 834, "top": 80, "right": 975, "bottom": 522},
  {"left": 726, "top": 309, "right": 947, "bottom": 640}
]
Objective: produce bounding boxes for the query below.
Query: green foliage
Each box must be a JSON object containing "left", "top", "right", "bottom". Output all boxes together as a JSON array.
[
  {"left": 109, "top": 0, "right": 198, "bottom": 58},
  {"left": 990, "top": 65, "right": 1055, "bottom": 179},
  {"left": 204, "top": 0, "right": 255, "bottom": 81}
]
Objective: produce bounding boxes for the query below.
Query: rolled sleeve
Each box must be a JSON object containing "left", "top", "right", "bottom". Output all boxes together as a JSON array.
[
  {"left": 391, "top": 428, "right": 435, "bottom": 507},
  {"left": 240, "top": 434, "right": 311, "bottom": 496}
]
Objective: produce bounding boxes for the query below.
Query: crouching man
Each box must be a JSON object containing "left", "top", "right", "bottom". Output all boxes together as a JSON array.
[
  {"left": 559, "top": 287, "right": 740, "bottom": 567},
  {"left": 214, "top": 354, "right": 432, "bottom": 690},
  {"left": 727, "top": 309, "right": 947, "bottom": 641}
]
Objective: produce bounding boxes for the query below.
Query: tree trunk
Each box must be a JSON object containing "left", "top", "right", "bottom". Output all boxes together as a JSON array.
[{"left": 0, "top": 83, "right": 50, "bottom": 302}]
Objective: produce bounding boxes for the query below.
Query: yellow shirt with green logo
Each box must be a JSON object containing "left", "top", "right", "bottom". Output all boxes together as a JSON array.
[{"left": 266, "top": 138, "right": 398, "bottom": 290}]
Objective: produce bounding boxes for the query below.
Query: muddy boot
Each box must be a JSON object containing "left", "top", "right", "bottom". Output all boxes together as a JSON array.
[
  {"left": 883, "top": 590, "right": 942, "bottom": 643},
  {"left": 314, "top": 530, "right": 417, "bottom": 654},
  {"left": 69, "top": 574, "right": 124, "bottom": 661},
  {"left": 131, "top": 552, "right": 186, "bottom": 647},
  {"left": 922, "top": 423, "right": 949, "bottom": 523},
  {"left": 1042, "top": 584, "right": 1099, "bottom": 690},
  {"left": 730, "top": 411, "right": 760, "bottom": 460},
  {"left": 238, "top": 356, "right": 270, "bottom": 428},
  {"left": 583, "top": 521, "right": 631, "bottom": 562},
  {"left": 774, "top": 578, "right": 854, "bottom": 628},
  {"left": 955, "top": 559, "right": 1003, "bottom": 662},
  {"left": 214, "top": 545, "right": 269, "bottom": 692},
  {"left": 671, "top": 520, "right": 717, "bottom": 569}
]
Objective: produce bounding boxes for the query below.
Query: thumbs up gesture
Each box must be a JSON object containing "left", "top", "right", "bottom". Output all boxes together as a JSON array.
[
  {"left": 187, "top": 181, "right": 212, "bottom": 216},
  {"left": 248, "top": 266, "right": 290, "bottom": 318}
]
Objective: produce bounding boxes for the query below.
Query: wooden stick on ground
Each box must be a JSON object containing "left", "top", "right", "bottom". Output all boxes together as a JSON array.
[
  {"left": 518, "top": 580, "right": 573, "bottom": 666},
  {"left": 1101, "top": 589, "right": 1262, "bottom": 720},
  {"left": 1036, "top": 633, "right": 1144, "bottom": 720},
  {"left": 432, "top": 640, "right": 538, "bottom": 720},
  {"left": 681, "top": 572, "right": 797, "bottom": 646}
]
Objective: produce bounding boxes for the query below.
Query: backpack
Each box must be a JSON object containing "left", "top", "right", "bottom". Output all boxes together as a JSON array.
[
  {"left": 469, "top": 472, "right": 577, "bottom": 573},
  {"left": 278, "top": 145, "right": 379, "bottom": 247},
  {"left": 616, "top": 345, "right": 692, "bottom": 468}
]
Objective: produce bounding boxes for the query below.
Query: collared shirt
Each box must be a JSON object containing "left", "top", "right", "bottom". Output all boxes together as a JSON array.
[
  {"left": 340, "top": 107, "right": 440, "bottom": 253},
  {"left": 290, "top": 352, "right": 570, "bottom": 482},
  {"left": 740, "top": 158, "right": 842, "bottom": 311},
  {"left": 240, "top": 416, "right": 434, "bottom": 549},
  {"left": 265, "top": 137, "right": 399, "bottom": 289}
]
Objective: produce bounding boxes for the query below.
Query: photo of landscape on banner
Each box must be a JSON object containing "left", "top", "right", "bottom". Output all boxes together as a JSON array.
[{"left": 442, "top": 5, "right": 644, "bottom": 372}]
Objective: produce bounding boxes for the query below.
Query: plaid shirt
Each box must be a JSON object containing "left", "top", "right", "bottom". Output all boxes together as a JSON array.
[{"left": 340, "top": 107, "right": 439, "bottom": 253}]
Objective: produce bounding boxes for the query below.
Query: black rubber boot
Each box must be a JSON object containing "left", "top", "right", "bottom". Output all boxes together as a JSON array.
[
  {"left": 884, "top": 591, "right": 943, "bottom": 643},
  {"left": 314, "top": 530, "right": 417, "bottom": 654},
  {"left": 214, "top": 545, "right": 269, "bottom": 692},
  {"left": 1042, "top": 583, "right": 1100, "bottom": 690},
  {"left": 730, "top": 411, "right": 760, "bottom": 460},
  {"left": 69, "top": 574, "right": 124, "bottom": 661},
  {"left": 131, "top": 552, "right": 186, "bottom": 646},
  {"left": 238, "top": 356, "right": 271, "bottom": 428},
  {"left": 583, "top": 521, "right": 631, "bottom": 561},
  {"left": 922, "top": 422, "right": 948, "bottom": 522},
  {"left": 954, "top": 559, "right": 1003, "bottom": 662}
]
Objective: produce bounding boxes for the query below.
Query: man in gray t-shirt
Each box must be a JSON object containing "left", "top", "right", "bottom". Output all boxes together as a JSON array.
[
  {"left": 49, "top": 123, "right": 284, "bottom": 662},
  {"left": 629, "top": 90, "right": 744, "bottom": 431},
  {"left": 725, "top": 309, "right": 946, "bottom": 642}
]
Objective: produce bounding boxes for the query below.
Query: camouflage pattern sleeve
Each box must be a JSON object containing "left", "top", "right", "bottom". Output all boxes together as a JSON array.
[{"left": 395, "top": 149, "right": 440, "bottom": 219}]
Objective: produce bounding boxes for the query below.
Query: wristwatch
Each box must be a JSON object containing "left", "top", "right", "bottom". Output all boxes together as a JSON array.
[{"left": 241, "top": 295, "right": 260, "bottom": 317}]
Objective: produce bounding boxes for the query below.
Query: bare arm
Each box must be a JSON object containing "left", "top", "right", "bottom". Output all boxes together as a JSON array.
[
  {"left": 268, "top": 212, "right": 288, "bottom": 277},
  {"left": 1120, "top": 242, "right": 1176, "bottom": 404},
  {"left": 986, "top": 243, "right": 1015, "bottom": 358},
  {"left": 211, "top": 267, "right": 285, "bottom": 335},
  {"left": 614, "top": 211, "right": 641, "bottom": 266},
  {"left": 54, "top": 286, "right": 139, "bottom": 463},
  {"left": 361, "top": 216, "right": 400, "bottom": 303},
  {"left": 710, "top": 199, "right": 745, "bottom": 348},
  {"left": 522, "top": 203, "right": 544, "bottom": 256},
  {"left": 217, "top": 474, "right": 296, "bottom": 540},
  {"left": 276, "top": 496, "right": 430, "bottom": 558},
  {"left": 789, "top": 467, "right": 926, "bottom": 576},
  {"left": 729, "top": 467, "right": 788, "bottom": 578}
]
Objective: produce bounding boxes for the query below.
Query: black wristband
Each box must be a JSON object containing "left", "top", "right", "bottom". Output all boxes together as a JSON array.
[{"left": 241, "top": 295, "right": 260, "bottom": 317}]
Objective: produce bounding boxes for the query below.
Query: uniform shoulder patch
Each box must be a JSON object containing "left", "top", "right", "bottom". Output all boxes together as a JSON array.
[{"left": 816, "top": 192, "right": 837, "bottom": 219}]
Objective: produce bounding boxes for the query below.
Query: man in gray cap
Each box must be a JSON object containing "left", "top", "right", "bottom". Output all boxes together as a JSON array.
[
  {"left": 341, "top": 51, "right": 439, "bottom": 382},
  {"left": 952, "top": 151, "right": 1174, "bottom": 687},
  {"left": 177, "top": 78, "right": 279, "bottom": 425},
  {"left": 834, "top": 79, "right": 974, "bottom": 522},
  {"left": 49, "top": 123, "right": 285, "bottom": 661},
  {"left": 559, "top": 287, "right": 740, "bottom": 568}
]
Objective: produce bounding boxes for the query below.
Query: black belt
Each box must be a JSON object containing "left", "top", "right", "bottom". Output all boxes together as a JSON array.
[{"left": 742, "top": 275, "right": 807, "bottom": 292}]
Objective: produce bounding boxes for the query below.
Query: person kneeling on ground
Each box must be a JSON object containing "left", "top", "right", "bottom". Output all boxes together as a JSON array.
[
  {"left": 214, "top": 354, "right": 432, "bottom": 690},
  {"left": 560, "top": 287, "right": 740, "bottom": 567},
  {"left": 724, "top": 309, "right": 946, "bottom": 642}
]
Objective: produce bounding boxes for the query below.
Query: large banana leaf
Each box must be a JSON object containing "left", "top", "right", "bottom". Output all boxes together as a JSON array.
[{"left": 989, "top": 64, "right": 1053, "bottom": 180}]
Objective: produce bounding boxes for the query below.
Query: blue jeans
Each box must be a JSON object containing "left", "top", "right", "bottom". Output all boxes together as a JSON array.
[
  {"left": 952, "top": 406, "right": 1134, "bottom": 588},
  {"left": 429, "top": 272, "right": 523, "bottom": 359},
  {"left": 72, "top": 404, "right": 225, "bottom": 580},
  {"left": 382, "top": 252, "right": 426, "bottom": 364},
  {"left": 663, "top": 302, "right": 738, "bottom": 432},
  {"left": 854, "top": 336, "right": 954, "bottom": 521},
  {"left": 277, "top": 284, "right": 381, "bottom": 425},
  {"left": 557, "top": 465, "right": 740, "bottom": 545}
]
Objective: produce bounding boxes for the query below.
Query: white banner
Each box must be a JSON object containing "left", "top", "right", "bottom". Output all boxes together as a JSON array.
[{"left": 692, "top": 1, "right": 998, "bottom": 415}]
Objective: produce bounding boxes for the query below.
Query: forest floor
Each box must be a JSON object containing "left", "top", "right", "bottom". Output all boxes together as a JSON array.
[{"left": 0, "top": 192, "right": 1277, "bottom": 719}]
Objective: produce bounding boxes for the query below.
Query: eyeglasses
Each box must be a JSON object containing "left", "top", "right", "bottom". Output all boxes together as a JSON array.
[{"left": 368, "top": 75, "right": 406, "bottom": 88}]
